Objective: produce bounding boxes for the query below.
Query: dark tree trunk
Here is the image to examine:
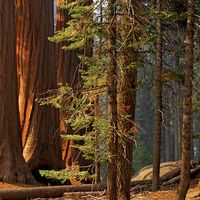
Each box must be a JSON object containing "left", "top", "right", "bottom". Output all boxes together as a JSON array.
[
  {"left": 16, "top": 0, "right": 63, "bottom": 171},
  {"left": 152, "top": 0, "right": 163, "bottom": 191},
  {"left": 176, "top": 0, "right": 195, "bottom": 199},
  {"left": 106, "top": 0, "right": 118, "bottom": 198},
  {"left": 0, "top": 0, "right": 36, "bottom": 184}
]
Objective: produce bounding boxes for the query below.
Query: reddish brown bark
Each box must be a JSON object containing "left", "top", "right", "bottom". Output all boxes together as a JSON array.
[
  {"left": 0, "top": 0, "right": 36, "bottom": 184},
  {"left": 117, "top": 14, "right": 138, "bottom": 200},
  {"left": 177, "top": 0, "right": 195, "bottom": 199},
  {"left": 118, "top": 57, "right": 137, "bottom": 200},
  {"left": 16, "top": 0, "right": 63, "bottom": 170}
]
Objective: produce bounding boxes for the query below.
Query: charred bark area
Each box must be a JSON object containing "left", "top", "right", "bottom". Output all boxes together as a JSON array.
[
  {"left": 177, "top": 0, "right": 195, "bottom": 199},
  {"left": 16, "top": 0, "right": 63, "bottom": 171},
  {"left": 0, "top": 0, "right": 36, "bottom": 184}
]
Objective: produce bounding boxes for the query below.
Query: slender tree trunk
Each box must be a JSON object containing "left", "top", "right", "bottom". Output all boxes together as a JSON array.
[
  {"left": 117, "top": 1, "right": 140, "bottom": 199},
  {"left": 106, "top": 0, "right": 118, "bottom": 198},
  {"left": 165, "top": 130, "right": 170, "bottom": 162},
  {"left": 118, "top": 56, "right": 137, "bottom": 200},
  {"left": 152, "top": 0, "right": 162, "bottom": 191},
  {"left": 175, "top": 79, "right": 182, "bottom": 161},
  {"left": 177, "top": 0, "right": 195, "bottom": 199},
  {"left": 0, "top": 0, "right": 36, "bottom": 184},
  {"left": 94, "top": 95, "right": 101, "bottom": 184},
  {"left": 16, "top": 0, "right": 63, "bottom": 171}
]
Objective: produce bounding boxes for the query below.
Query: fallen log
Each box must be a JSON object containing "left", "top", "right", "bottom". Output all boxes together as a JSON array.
[
  {"left": 162, "top": 164, "right": 200, "bottom": 187},
  {"left": 131, "top": 180, "right": 152, "bottom": 187},
  {"left": 131, "top": 184, "right": 152, "bottom": 193},
  {"left": 191, "top": 165, "right": 200, "bottom": 178},
  {"left": 0, "top": 183, "right": 106, "bottom": 199},
  {"left": 0, "top": 180, "right": 156, "bottom": 199},
  {"left": 160, "top": 168, "right": 181, "bottom": 182}
]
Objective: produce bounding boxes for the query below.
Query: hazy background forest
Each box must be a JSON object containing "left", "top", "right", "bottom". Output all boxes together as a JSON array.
[{"left": 0, "top": 0, "right": 199, "bottom": 199}]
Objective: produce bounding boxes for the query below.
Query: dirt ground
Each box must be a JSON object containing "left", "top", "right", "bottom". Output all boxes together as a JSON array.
[
  {"left": 55, "top": 188, "right": 200, "bottom": 200},
  {"left": 0, "top": 182, "right": 199, "bottom": 200}
]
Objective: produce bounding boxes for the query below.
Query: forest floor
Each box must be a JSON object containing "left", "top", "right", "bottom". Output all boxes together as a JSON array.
[
  {"left": 0, "top": 182, "right": 199, "bottom": 200},
  {"left": 54, "top": 188, "right": 200, "bottom": 200}
]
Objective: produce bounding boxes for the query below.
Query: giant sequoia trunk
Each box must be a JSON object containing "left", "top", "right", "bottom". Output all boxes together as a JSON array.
[
  {"left": 16, "top": 0, "right": 63, "bottom": 171},
  {"left": 177, "top": 0, "right": 195, "bottom": 199},
  {"left": 56, "top": 0, "right": 81, "bottom": 168},
  {"left": 0, "top": 0, "right": 36, "bottom": 184}
]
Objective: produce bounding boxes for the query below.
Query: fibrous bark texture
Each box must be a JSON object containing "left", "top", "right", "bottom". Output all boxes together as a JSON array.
[
  {"left": 0, "top": 0, "right": 36, "bottom": 184},
  {"left": 16, "top": 0, "right": 63, "bottom": 170},
  {"left": 117, "top": 14, "right": 138, "bottom": 200}
]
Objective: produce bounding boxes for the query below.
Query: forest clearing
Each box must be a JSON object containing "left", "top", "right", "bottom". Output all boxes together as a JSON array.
[{"left": 0, "top": 0, "right": 200, "bottom": 199}]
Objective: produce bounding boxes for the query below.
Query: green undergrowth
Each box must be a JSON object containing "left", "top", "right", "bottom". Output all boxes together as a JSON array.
[
  {"left": 39, "top": 169, "right": 70, "bottom": 184},
  {"left": 39, "top": 168, "right": 96, "bottom": 184}
]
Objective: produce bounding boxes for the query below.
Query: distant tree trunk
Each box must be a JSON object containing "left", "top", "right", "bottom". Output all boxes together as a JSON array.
[
  {"left": 94, "top": 95, "right": 101, "bottom": 184},
  {"left": 106, "top": 0, "right": 118, "bottom": 198},
  {"left": 0, "top": 0, "right": 36, "bottom": 184},
  {"left": 177, "top": 0, "right": 195, "bottom": 199},
  {"left": 165, "top": 130, "right": 170, "bottom": 162},
  {"left": 175, "top": 58, "right": 183, "bottom": 161},
  {"left": 152, "top": 0, "right": 163, "bottom": 191},
  {"left": 56, "top": 0, "right": 81, "bottom": 167},
  {"left": 16, "top": 0, "right": 63, "bottom": 171}
]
